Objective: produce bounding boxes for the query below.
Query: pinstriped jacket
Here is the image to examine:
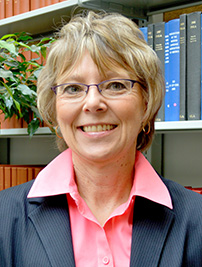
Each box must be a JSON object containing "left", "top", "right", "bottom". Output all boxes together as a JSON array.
[{"left": 0, "top": 176, "right": 202, "bottom": 267}]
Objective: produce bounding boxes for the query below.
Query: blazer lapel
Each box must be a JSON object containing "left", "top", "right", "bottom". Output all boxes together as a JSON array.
[
  {"left": 28, "top": 194, "right": 75, "bottom": 267},
  {"left": 130, "top": 197, "right": 175, "bottom": 267}
]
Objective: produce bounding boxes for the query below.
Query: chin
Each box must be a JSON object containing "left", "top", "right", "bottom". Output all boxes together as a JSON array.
[{"left": 78, "top": 148, "right": 118, "bottom": 163}]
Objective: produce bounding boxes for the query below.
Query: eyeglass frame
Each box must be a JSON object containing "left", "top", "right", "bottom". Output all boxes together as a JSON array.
[{"left": 51, "top": 78, "right": 143, "bottom": 100}]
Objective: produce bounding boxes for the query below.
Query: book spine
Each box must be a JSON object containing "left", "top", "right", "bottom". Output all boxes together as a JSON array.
[
  {"left": 17, "top": 167, "right": 28, "bottom": 185},
  {"left": 27, "top": 167, "right": 34, "bottom": 181},
  {"left": 11, "top": 167, "right": 17, "bottom": 187},
  {"left": 0, "top": 166, "right": 4, "bottom": 191},
  {"left": 187, "top": 12, "right": 201, "bottom": 120},
  {"left": 45, "top": 0, "right": 52, "bottom": 5},
  {"left": 4, "top": 167, "right": 11, "bottom": 189},
  {"left": 147, "top": 24, "right": 154, "bottom": 49},
  {"left": 139, "top": 27, "right": 148, "bottom": 42},
  {"left": 34, "top": 167, "right": 43, "bottom": 178},
  {"left": 154, "top": 22, "right": 165, "bottom": 121},
  {"left": 40, "top": 0, "right": 46, "bottom": 8},
  {"left": 5, "top": 0, "right": 13, "bottom": 18},
  {"left": 13, "top": 0, "right": 20, "bottom": 15},
  {"left": 165, "top": 22, "right": 170, "bottom": 121},
  {"left": 179, "top": 14, "right": 187, "bottom": 120},
  {"left": 30, "top": 0, "right": 40, "bottom": 10},
  {"left": 20, "top": 0, "right": 30, "bottom": 14},
  {"left": 0, "top": 0, "right": 5, "bottom": 19},
  {"left": 168, "top": 18, "right": 180, "bottom": 121},
  {"left": 0, "top": 111, "right": 5, "bottom": 129},
  {"left": 201, "top": 13, "right": 202, "bottom": 120}
]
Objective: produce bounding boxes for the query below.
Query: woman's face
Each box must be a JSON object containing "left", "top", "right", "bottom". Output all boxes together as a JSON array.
[{"left": 56, "top": 51, "right": 145, "bottom": 163}]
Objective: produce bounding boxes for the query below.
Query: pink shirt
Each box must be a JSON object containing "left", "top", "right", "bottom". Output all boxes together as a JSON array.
[{"left": 28, "top": 149, "right": 173, "bottom": 267}]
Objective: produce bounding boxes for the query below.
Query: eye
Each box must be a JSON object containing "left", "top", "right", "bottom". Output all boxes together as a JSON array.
[
  {"left": 62, "top": 84, "right": 84, "bottom": 95},
  {"left": 106, "top": 81, "right": 127, "bottom": 91}
]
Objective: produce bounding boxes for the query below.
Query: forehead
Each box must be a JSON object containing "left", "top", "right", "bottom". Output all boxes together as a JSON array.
[{"left": 58, "top": 50, "right": 132, "bottom": 83}]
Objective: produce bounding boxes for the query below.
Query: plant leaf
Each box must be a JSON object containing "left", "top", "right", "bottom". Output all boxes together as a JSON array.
[
  {"left": 27, "top": 118, "right": 40, "bottom": 137},
  {"left": 0, "top": 40, "right": 17, "bottom": 56},
  {"left": 0, "top": 68, "right": 14, "bottom": 79},
  {"left": 17, "top": 84, "right": 37, "bottom": 96}
]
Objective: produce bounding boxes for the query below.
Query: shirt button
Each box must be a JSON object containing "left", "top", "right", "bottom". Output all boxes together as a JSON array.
[{"left": 102, "top": 256, "right": 110, "bottom": 265}]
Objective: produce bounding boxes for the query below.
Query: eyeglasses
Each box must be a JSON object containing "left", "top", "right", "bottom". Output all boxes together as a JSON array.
[{"left": 51, "top": 79, "right": 142, "bottom": 101}]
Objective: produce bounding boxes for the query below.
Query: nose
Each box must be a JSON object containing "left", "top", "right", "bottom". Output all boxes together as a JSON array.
[{"left": 82, "top": 85, "right": 107, "bottom": 113}]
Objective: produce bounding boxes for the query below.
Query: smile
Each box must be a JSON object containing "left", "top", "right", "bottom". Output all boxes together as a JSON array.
[{"left": 81, "top": 124, "right": 117, "bottom": 132}]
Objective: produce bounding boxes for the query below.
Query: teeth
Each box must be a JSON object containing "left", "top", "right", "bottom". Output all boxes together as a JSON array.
[{"left": 83, "top": 125, "right": 115, "bottom": 132}]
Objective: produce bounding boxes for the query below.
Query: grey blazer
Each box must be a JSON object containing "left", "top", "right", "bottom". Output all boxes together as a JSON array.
[{"left": 0, "top": 176, "right": 202, "bottom": 266}]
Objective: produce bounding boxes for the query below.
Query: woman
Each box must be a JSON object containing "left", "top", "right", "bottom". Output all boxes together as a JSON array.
[{"left": 1, "top": 11, "right": 202, "bottom": 267}]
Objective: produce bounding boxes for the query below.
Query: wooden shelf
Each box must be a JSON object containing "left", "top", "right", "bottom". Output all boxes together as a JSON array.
[
  {"left": 155, "top": 120, "right": 202, "bottom": 133},
  {"left": 0, "top": 0, "right": 201, "bottom": 37},
  {"left": 0, "top": 0, "right": 82, "bottom": 36},
  {"left": 0, "top": 127, "right": 54, "bottom": 137}
]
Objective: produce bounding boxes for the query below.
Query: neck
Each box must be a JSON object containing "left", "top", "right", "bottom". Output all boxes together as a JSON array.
[{"left": 72, "top": 151, "right": 136, "bottom": 225}]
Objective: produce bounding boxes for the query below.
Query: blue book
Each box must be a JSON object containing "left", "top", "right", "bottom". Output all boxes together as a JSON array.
[
  {"left": 168, "top": 18, "right": 180, "bottom": 121},
  {"left": 201, "top": 14, "right": 202, "bottom": 120},
  {"left": 140, "top": 27, "right": 148, "bottom": 42},
  {"left": 165, "top": 22, "right": 170, "bottom": 121}
]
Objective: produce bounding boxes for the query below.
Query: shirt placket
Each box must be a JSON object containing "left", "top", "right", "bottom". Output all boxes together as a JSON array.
[{"left": 96, "top": 226, "right": 114, "bottom": 267}]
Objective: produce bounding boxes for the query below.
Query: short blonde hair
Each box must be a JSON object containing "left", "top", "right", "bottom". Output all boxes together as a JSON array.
[{"left": 37, "top": 11, "right": 165, "bottom": 151}]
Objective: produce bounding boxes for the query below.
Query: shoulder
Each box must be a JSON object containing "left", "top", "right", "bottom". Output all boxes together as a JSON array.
[
  {"left": 0, "top": 181, "right": 34, "bottom": 216},
  {"left": 160, "top": 177, "right": 202, "bottom": 264},
  {"left": 162, "top": 176, "right": 202, "bottom": 208},
  {"left": 161, "top": 176, "right": 202, "bottom": 226},
  {"left": 0, "top": 180, "right": 34, "bottom": 201}
]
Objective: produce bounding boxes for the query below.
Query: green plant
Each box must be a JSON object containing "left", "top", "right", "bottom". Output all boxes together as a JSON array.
[{"left": 0, "top": 32, "right": 55, "bottom": 136}]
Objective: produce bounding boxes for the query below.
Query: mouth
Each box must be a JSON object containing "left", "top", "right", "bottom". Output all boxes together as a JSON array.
[{"left": 80, "top": 124, "right": 117, "bottom": 132}]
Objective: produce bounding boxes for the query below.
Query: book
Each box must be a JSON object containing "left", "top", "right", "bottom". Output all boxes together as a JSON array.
[
  {"left": 45, "top": 0, "right": 52, "bottom": 5},
  {"left": 168, "top": 18, "right": 180, "bottom": 121},
  {"left": 154, "top": 22, "right": 165, "bottom": 121},
  {"left": 5, "top": 0, "right": 13, "bottom": 18},
  {"left": 0, "top": 0, "right": 5, "bottom": 19},
  {"left": 20, "top": 0, "right": 30, "bottom": 14},
  {"left": 0, "top": 166, "right": 4, "bottom": 191},
  {"left": 164, "top": 22, "right": 170, "bottom": 121},
  {"left": 17, "top": 167, "right": 28, "bottom": 185},
  {"left": 4, "top": 167, "right": 11, "bottom": 189},
  {"left": 40, "top": 0, "right": 46, "bottom": 8},
  {"left": 11, "top": 167, "right": 17, "bottom": 187},
  {"left": 27, "top": 167, "right": 34, "bottom": 181},
  {"left": 140, "top": 27, "right": 148, "bottom": 42},
  {"left": 34, "top": 167, "right": 42, "bottom": 178},
  {"left": 187, "top": 12, "right": 201, "bottom": 120},
  {"left": 13, "top": 0, "right": 20, "bottom": 15},
  {"left": 201, "top": 13, "right": 202, "bottom": 120},
  {"left": 30, "top": 0, "right": 40, "bottom": 10},
  {"left": 179, "top": 13, "right": 187, "bottom": 121},
  {"left": 147, "top": 23, "right": 154, "bottom": 49}
]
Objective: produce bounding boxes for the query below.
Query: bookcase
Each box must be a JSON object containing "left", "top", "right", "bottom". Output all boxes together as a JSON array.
[{"left": 0, "top": 0, "right": 202, "bottom": 187}]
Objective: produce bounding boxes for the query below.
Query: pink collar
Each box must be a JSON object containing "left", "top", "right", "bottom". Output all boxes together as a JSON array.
[{"left": 28, "top": 149, "right": 172, "bottom": 210}]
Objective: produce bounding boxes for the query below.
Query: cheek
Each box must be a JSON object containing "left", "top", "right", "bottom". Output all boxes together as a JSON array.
[
  {"left": 56, "top": 99, "right": 74, "bottom": 126},
  {"left": 120, "top": 97, "right": 145, "bottom": 124}
]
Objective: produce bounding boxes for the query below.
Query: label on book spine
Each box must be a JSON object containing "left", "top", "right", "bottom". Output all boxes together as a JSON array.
[
  {"left": 147, "top": 24, "right": 154, "bottom": 49},
  {"left": 180, "top": 14, "right": 187, "bottom": 120},
  {"left": 154, "top": 22, "right": 165, "bottom": 121},
  {"left": 165, "top": 22, "right": 170, "bottom": 121},
  {"left": 187, "top": 12, "right": 201, "bottom": 120},
  {"left": 168, "top": 19, "right": 180, "bottom": 121}
]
